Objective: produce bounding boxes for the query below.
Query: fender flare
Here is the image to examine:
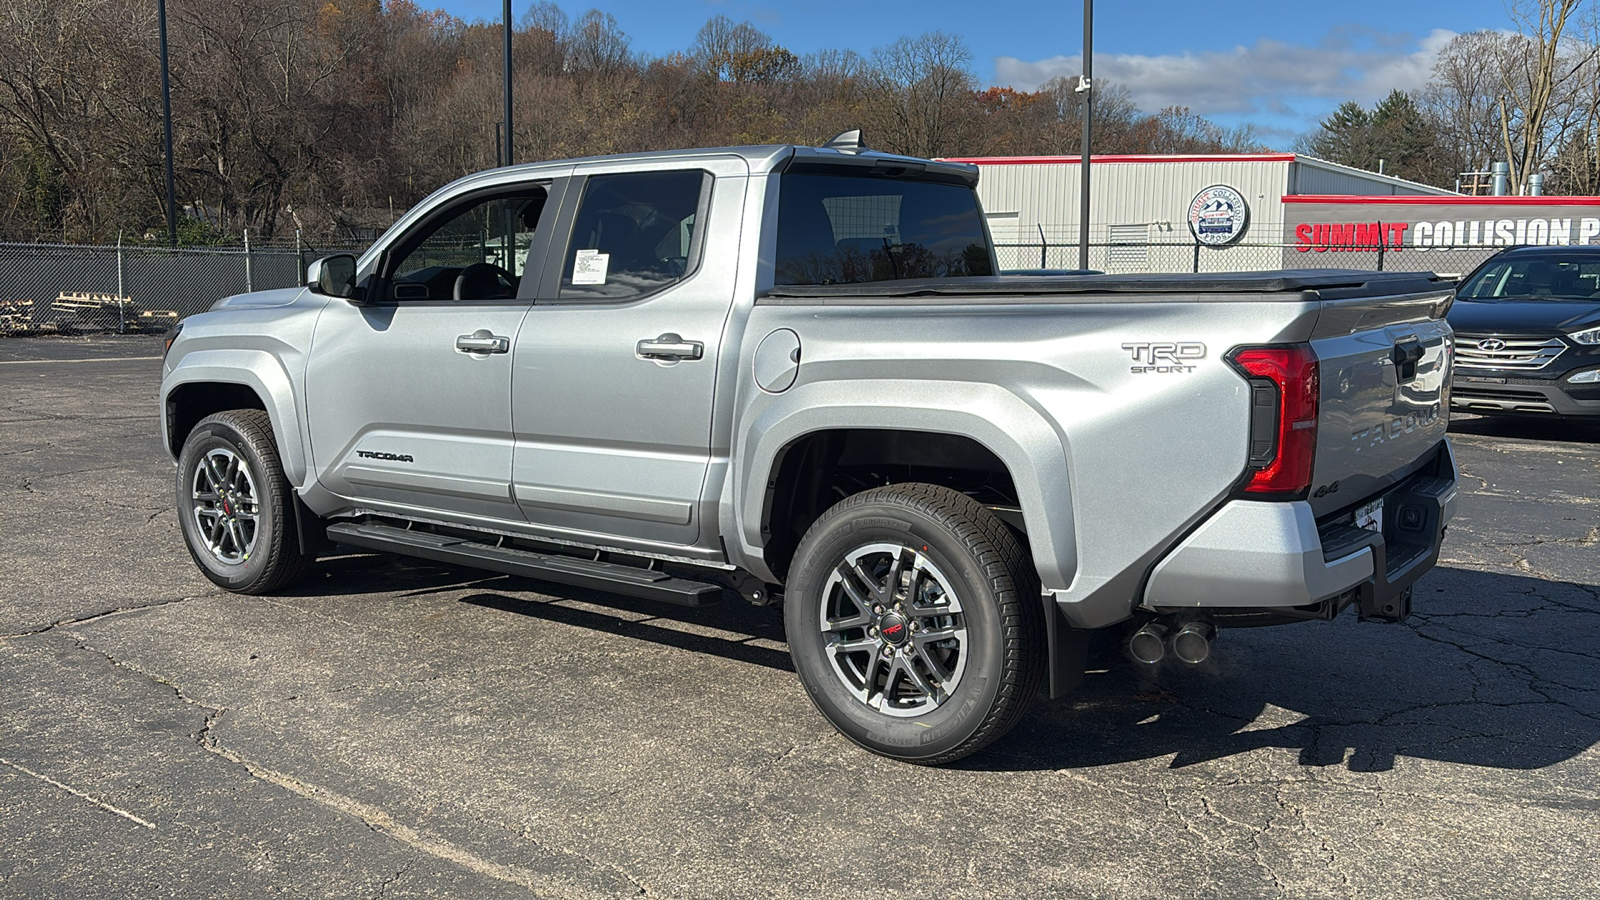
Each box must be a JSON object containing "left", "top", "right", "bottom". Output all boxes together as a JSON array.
[
  {"left": 161, "top": 348, "right": 308, "bottom": 487},
  {"left": 729, "top": 378, "right": 1078, "bottom": 589}
]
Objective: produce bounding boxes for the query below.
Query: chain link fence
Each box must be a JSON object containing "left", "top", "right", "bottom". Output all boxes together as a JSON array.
[
  {"left": 3, "top": 230, "right": 1497, "bottom": 337},
  {"left": 995, "top": 222, "right": 1501, "bottom": 280},
  {"left": 0, "top": 240, "right": 368, "bottom": 335}
]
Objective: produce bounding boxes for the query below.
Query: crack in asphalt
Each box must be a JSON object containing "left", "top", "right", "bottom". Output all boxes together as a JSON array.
[
  {"left": 43, "top": 625, "right": 637, "bottom": 900},
  {"left": 8, "top": 465, "right": 135, "bottom": 489},
  {"left": 1455, "top": 463, "right": 1492, "bottom": 492},
  {"left": 1397, "top": 622, "right": 1600, "bottom": 727},
  {"left": 2, "top": 597, "right": 196, "bottom": 641},
  {"left": 468, "top": 810, "right": 649, "bottom": 898},
  {"left": 374, "top": 861, "right": 412, "bottom": 899}
]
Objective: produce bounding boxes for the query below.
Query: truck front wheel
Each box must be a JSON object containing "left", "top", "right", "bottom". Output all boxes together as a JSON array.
[
  {"left": 176, "top": 409, "right": 309, "bottom": 594},
  {"left": 784, "top": 483, "right": 1044, "bottom": 764}
]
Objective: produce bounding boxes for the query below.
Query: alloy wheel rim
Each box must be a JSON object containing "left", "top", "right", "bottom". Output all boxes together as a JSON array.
[
  {"left": 818, "top": 542, "right": 968, "bottom": 718},
  {"left": 191, "top": 447, "right": 259, "bottom": 564}
]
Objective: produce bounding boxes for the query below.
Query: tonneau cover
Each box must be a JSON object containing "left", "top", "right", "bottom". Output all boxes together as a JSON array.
[{"left": 761, "top": 269, "right": 1449, "bottom": 304}]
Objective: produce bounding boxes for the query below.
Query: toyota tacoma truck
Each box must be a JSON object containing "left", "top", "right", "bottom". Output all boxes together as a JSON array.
[{"left": 160, "top": 136, "right": 1458, "bottom": 764}]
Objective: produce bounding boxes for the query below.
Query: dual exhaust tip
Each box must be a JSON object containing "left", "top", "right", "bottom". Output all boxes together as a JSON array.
[{"left": 1128, "top": 619, "right": 1216, "bottom": 666}]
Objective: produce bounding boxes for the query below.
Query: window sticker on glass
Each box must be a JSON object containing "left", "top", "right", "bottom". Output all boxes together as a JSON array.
[{"left": 573, "top": 249, "right": 609, "bottom": 285}]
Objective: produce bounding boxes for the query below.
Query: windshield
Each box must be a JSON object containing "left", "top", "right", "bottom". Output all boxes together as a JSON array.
[{"left": 1459, "top": 254, "right": 1600, "bottom": 301}]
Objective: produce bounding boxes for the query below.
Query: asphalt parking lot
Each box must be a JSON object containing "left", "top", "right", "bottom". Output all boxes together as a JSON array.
[{"left": 2, "top": 335, "right": 1598, "bottom": 899}]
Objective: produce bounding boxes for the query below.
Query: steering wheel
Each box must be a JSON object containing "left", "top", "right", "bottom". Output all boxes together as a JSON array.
[{"left": 453, "top": 263, "right": 517, "bottom": 302}]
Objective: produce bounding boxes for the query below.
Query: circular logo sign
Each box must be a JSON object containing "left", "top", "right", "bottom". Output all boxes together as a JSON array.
[
  {"left": 1477, "top": 338, "right": 1507, "bottom": 352},
  {"left": 1188, "top": 185, "right": 1249, "bottom": 246}
]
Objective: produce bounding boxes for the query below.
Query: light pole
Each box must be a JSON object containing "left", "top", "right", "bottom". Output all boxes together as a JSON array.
[
  {"left": 1077, "top": 0, "right": 1093, "bottom": 271},
  {"left": 157, "top": 0, "right": 177, "bottom": 246},
  {"left": 502, "top": 0, "right": 513, "bottom": 167}
]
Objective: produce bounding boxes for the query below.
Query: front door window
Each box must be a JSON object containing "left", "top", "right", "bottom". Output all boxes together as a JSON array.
[{"left": 388, "top": 189, "right": 549, "bottom": 301}]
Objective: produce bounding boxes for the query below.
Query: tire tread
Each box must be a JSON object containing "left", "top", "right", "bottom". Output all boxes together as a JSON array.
[
  {"left": 797, "top": 482, "right": 1045, "bottom": 764},
  {"left": 181, "top": 409, "right": 309, "bottom": 594}
]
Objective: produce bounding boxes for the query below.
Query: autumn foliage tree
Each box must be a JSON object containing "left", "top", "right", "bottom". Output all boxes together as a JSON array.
[{"left": 0, "top": 1, "right": 1265, "bottom": 244}]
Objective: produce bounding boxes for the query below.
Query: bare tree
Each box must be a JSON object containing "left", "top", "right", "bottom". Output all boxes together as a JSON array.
[
  {"left": 0, "top": 0, "right": 160, "bottom": 238},
  {"left": 565, "top": 10, "right": 634, "bottom": 79},
  {"left": 866, "top": 32, "right": 977, "bottom": 158},
  {"left": 1421, "top": 31, "right": 1509, "bottom": 176},
  {"left": 1498, "top": 0, "right": 1595, "bottom": 192}
]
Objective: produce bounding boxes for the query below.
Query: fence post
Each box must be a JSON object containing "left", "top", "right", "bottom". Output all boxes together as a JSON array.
[
  {"left": 1376, "top": 221, "right": 1386, "bottom": 271},
  {"left": 243, "top": 228, "right": 253, "bottom": 293},
  {"left": 1037, "top": 224, "right": 1047, "bottom": 270},
  {"left": 1192, "top": 239, "right": 1200, "bottom": 274},
  {"left": 116, "top": 231, "right": 126, "bottom": 334}
]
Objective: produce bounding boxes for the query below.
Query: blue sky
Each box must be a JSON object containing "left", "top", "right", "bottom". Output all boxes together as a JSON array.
[{"left": 437, "top": 0, "right": 1517, "bottom": 143}]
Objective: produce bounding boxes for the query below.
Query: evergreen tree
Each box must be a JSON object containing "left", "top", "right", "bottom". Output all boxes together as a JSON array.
[{"left": 1301, "top": 93, "right": 1457, "bottom": 189}]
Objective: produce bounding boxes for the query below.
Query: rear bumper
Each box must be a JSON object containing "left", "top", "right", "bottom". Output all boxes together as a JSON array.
[{"left": 1141, "top": 440, "right": 1457, "bottom": 619}]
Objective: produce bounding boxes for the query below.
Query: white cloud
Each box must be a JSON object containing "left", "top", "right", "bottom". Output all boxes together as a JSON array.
[{"left": 994, "top": 27, "right": 1459, "bottom": 120}]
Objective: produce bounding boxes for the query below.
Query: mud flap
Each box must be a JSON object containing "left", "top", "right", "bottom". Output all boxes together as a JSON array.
[
  {"left": 292, "top": 495, "right": 332, "bottom": 557},
  {"left": 1042, "top": 593, "right": 1089, "bottom": 699}
]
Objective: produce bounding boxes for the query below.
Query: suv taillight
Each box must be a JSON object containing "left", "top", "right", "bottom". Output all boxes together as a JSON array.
[{"left": 1230, "top": 344, "right": 1319, "bottom": 495}]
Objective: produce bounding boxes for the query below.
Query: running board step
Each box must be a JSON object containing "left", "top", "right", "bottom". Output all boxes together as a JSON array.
[{"left": 326, "top": 522, "right": 722, "bottom": 607}]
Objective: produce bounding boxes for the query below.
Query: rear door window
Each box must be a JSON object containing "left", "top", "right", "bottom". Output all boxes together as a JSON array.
[
  {"left": 557, "top": 170, "right": 708, "bottom": 302},
  {"left": 775, "top": 172, "right": 994, "bottom": 285}
]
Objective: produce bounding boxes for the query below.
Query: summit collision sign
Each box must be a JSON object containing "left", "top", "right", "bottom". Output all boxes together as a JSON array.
[{"left": 1282, "top": 194, "right": 1600, "bottom": 268}]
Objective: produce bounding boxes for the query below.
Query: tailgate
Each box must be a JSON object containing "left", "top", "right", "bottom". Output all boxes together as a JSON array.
[{"left": 1308, "top": 286, "right": 1453, "bottom": 518}]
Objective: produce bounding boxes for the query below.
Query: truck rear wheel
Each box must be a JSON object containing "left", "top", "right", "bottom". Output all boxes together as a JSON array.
[
  {"left": 176, "top": 409, "right": 309, "bottom": 594},
  {"left": 784, "top": 483, "right": 1044, "bottom": 764}
]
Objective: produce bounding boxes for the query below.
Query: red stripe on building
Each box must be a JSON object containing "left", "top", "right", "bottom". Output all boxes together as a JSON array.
[
  {"left": 943, "top": 154, "right": 1299, "bottom": 165},
  {"left": 1284, "top": 194, "right": 1600, "bottom": 205}
]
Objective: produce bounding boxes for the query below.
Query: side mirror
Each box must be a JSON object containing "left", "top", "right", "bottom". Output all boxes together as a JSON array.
[{"left": 306, "top": 254, "right": 358, "bottom": 300}]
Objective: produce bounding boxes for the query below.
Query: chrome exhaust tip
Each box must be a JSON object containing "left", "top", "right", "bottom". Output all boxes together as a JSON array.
[
  {"left": 1170, "top": 621, "right": 1217, "bottom": 665},
  {"left": 1128, "top": 622, "right": 1169, "bottom": 665}
]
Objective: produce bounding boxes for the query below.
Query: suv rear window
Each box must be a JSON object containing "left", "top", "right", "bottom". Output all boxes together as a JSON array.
[{"left": 774, "top": 172, "right": 993, "bottom": 285}]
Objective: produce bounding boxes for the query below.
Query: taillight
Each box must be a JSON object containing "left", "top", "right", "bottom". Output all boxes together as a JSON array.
[{"left": 1229, "top": 344, "right": 1318, "bottom": 495}]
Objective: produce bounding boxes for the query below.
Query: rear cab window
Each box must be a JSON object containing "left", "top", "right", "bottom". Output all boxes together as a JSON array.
[{"left": 774, "top": 169, "right": 994, "bottom": 285}]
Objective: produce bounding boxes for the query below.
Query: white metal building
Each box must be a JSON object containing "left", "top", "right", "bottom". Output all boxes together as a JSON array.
[{"left": 946, "top": 153, "right": 1456, "bottom": 273}]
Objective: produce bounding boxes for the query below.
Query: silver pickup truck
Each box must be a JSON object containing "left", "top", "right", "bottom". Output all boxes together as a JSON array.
[{"left": 160, "top": 138, "right": 1457, "bottom": 763}]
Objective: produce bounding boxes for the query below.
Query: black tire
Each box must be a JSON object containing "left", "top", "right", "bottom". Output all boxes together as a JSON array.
[
  {"left": 175, "top": 409, "right": 309, "bottom": 594},
  {"left": 784, "top": 483, "right": 1044, "bottom": 764}
]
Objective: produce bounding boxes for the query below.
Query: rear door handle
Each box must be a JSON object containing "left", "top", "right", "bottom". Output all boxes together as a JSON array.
[
  {"left": 456, "top": 330, "right": 510, "bottom": 354},
  {"left": 636, "top": 333, "right": 703, "bottom": 361}
]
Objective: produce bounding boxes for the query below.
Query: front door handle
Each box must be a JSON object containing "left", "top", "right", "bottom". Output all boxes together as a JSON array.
[
  {"left": 636, "top": 333, "right": 704, "bottom": 361},
  {"left": 456, "top": 330, "right": 510, "bottom": 354}
]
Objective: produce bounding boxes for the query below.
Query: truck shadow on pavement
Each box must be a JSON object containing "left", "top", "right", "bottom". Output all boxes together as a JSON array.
[
  {"left": 294, "top": 555, "right": 1598, "bottom": 775},
  {"left": 977, "top": 566, "right": 1600, "bottom": 774},
  {"left": 458, "top": 590, "right": 795, "bottom": 673}
]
